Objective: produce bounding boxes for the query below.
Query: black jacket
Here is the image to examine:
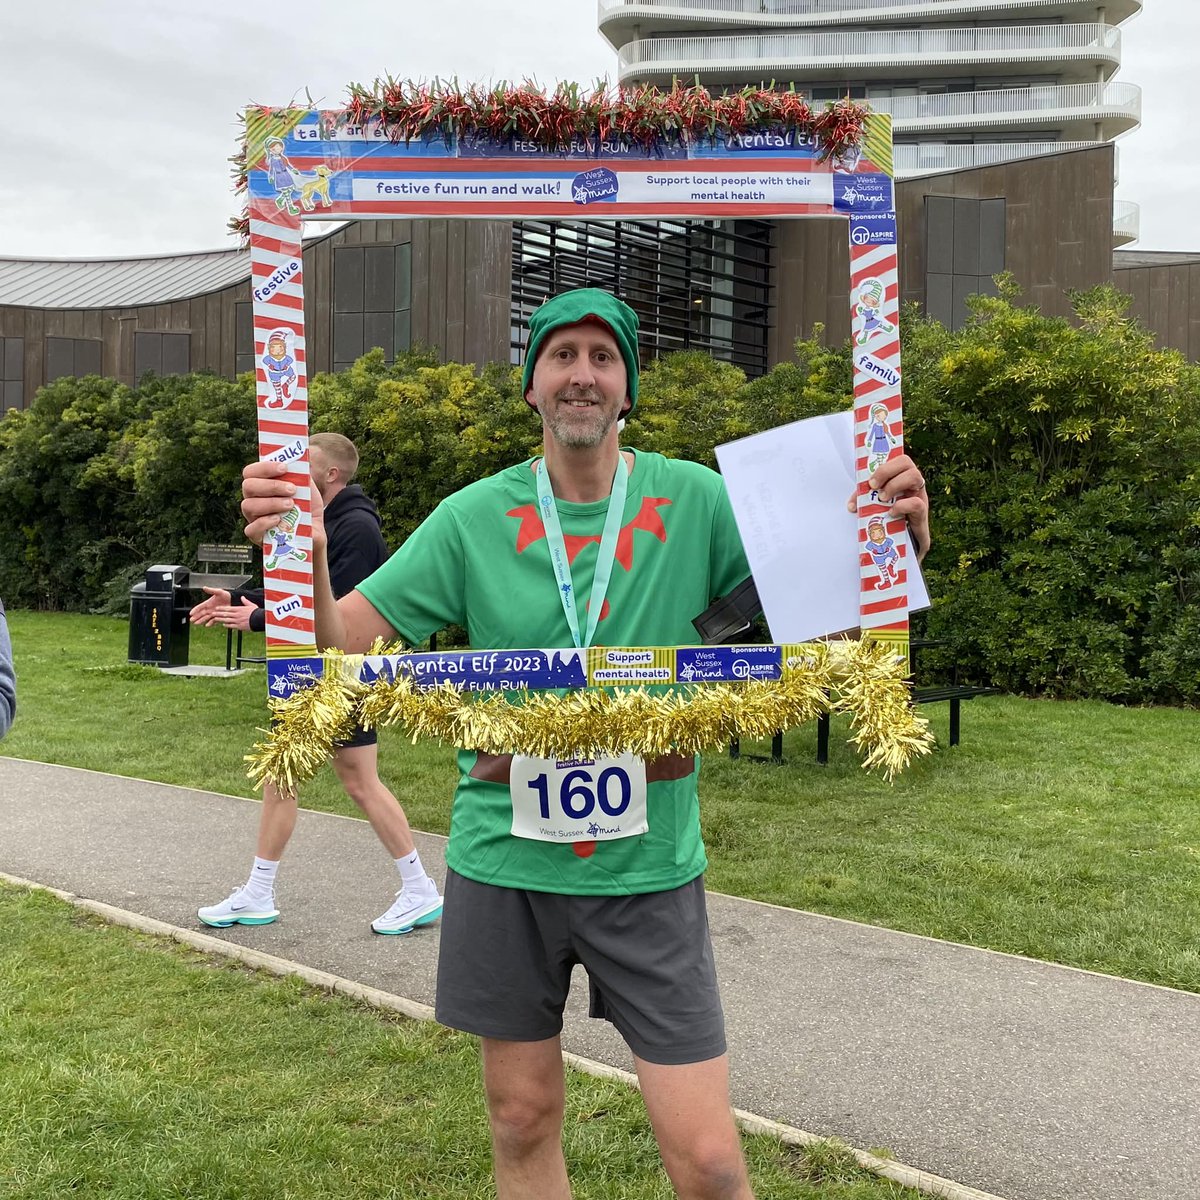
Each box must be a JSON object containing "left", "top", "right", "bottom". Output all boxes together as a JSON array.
[{"left": 236, "top": 484, "right": 389, "bottom": 631}]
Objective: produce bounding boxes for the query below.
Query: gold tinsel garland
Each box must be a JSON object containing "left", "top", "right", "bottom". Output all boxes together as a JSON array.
[{"left": 247, "top": 640, "right": 934, "bottom": 793}]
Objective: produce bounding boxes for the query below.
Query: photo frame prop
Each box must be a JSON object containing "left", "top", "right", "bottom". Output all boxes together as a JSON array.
[{"left": 238, "top": 82, "right": 927, "bottom": 780}]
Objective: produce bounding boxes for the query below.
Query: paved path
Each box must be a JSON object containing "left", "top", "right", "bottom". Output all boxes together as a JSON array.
[{"left": 2, "top": 756, "right": 1197, "bottom": 1200}]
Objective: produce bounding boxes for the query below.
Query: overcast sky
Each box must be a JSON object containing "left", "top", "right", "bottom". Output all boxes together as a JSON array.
[{"left": 0, "top": 0, "right": 1193, "bottom": 257}]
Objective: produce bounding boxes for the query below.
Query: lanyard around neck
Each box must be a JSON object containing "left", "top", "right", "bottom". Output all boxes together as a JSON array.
[{"left": 534, "top": 453, "right": 629, "bottom": 650}]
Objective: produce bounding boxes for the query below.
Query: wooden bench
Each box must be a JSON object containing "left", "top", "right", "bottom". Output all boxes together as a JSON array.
[
  {"left": 811, "top": 682, "right": 995, "bottom": 764},
  {"left": 189, "top": 543, "right": 262, "bottom": 671},
  {"left": 732, "top": 638, "right": 996, "bottom": 766},
  {"left": 729, "top": 731, "right": 785, "bottom": 765}
]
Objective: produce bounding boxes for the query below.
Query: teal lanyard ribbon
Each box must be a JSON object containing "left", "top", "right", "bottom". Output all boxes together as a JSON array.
[{"left": 535, "top": 454, "right": 629, "bottom": 650}]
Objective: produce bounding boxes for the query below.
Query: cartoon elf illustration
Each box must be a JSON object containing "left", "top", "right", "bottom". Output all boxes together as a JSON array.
[
  {"left": 263, "top": 505, "right": 308, "bottom": 573},
  {"left": 261, "top": 329, "right": 297, "bottom": 409},
  {"left": 866, "top": 402, "right": 899, "bottom": 474},
  {"left": 865, "top": 517, "right": 900, "bottom": 590},
  {"left": 853, "top": 278, "right": 898, "bottom": 347},
  {"left": 264, "top": 136, "right": 301, "bottom": 215}
]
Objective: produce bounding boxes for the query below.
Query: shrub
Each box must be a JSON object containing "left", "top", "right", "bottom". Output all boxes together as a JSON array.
[
  {"left": 903, "top": 281, "right": 1200, "bottom": 702},
  {"left": 308, "top": 347, "right": 541, "bottom": 547},
  {"left": 1, "top": 288, "right": 1196, "bottom": 705},
  {"left": 129, "top": 372, "right": 259, "bottom": 560},
  {"left": 0, "top": 372, "right": 256, "bottom": 611},
  {"left": 0, "top": 375, "right": 147, "bottom": 609}
]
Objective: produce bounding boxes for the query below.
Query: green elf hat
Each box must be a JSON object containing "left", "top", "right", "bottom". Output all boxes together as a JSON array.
[{"left": 521, "top": 288, "right": 640, "bottom": 414}]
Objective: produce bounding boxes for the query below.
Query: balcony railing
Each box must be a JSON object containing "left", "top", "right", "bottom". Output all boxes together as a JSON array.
[
  {"left": 606, "top": 0, "right": 905, "bottom": 13},
  {"left": 601, "top": 0, "right": 1141, "bottom": 23},
  {"left": 1112, "top": 199, "right": 1139, "bottom": 246},
  {"left": 617, "top": 22, "right": 1122, "bottom": 75},
  {"left": 874, "top": 81, "right": 1141, "bottom": 129},
  {"left": 893, "top": 140, "right": 1105, "bottom": 175}
]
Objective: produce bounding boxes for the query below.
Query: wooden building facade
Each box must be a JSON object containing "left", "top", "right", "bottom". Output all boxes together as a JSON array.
[
  {"left": 770, "top": 144, "right": 1120, "bottom": 359},
  {"left": 1112, "top": 250, "right": 1200, "bottom": 363},
  {"left": 1, "top": 147, "right": 1194, "bottom": 413},
  {"left": 0, "top": 219, "right": 513, "bottom": 411}
]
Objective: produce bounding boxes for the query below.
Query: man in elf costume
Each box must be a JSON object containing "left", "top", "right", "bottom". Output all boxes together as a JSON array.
[{"left": 241, "top": 289, "right": 930, "bottom": 1199}]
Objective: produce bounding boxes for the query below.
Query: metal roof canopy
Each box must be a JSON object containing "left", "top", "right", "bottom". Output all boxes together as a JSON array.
[
  {"left": 0, "top": 249, "right": 250, "bottom": 310},
  {"left": 0, "top": 225, "right": 346, "bottom": 310}
]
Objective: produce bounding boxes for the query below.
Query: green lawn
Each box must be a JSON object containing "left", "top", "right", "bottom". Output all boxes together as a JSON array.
[
  {"left": 0, "top": 884, "right": 917, "bottom": 1200},
  {"left": 4, "top": 608, "right": 1196, "bottom": 1197},
  {"left": 6, "top": 609, "right": 1198, "bottom": 991}
]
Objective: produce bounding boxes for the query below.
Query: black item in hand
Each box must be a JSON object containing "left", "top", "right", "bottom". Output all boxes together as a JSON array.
[{"left": 691, "top": 575, "right": 762, "bottom": 645}]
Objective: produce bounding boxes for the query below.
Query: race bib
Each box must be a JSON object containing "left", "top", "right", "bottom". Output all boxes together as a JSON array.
[{"left": 509, "top": 753, "right": 649, "bottom": 844}]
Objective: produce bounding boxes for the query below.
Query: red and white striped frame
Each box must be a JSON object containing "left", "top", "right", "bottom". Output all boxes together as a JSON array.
[
  {"left": 246, "top": 115, "right": 907, "bottom": 664},
  {"left": 849, "top": 236, "right": 909, "bottom": 648},
  {"left": 249, "top": 203, "right": 316, "bottom": 656}
]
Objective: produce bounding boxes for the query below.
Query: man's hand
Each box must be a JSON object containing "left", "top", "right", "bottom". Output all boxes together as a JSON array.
[
  {"left": 847, "top": 453, "right": 931, "bottom": 561},
  {"left": 211, "top": 596, "right": 258, "bottom": 631},
  {"left": 189, "top": 587, "right": 232, "bottom": 626},
  {"left": 241, "top": 460, "right": 326, "bottom": 553}
]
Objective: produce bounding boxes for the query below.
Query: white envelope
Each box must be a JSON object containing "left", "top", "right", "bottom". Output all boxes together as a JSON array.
[{"left": 715, "top": 409, "right": 929, "bottom": 643}]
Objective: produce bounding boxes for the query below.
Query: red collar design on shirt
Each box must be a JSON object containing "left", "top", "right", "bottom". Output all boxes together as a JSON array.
[
  {"left": 505, "top": 496, "right": 672, "bottom": 624},
  {"left": 506, "top": 496, "right": 671, "bottom": 568}
]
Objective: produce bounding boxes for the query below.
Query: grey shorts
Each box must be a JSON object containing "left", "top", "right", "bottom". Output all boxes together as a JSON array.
[{"left": 434, "top": 869, "right": 726, "bottom": 1066}]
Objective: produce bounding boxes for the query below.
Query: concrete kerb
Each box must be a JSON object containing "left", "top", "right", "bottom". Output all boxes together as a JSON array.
[{"left": 1, "top": 870, "right": 1009, "bottom": 1200}]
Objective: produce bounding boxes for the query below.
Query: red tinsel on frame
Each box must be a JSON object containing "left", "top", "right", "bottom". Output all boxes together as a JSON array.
[{"left": 229, "top": 79, "right": 873, "bottom": 240}]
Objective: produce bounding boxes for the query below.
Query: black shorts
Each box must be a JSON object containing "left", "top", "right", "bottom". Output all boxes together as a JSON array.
[
  {"left": 435, "top": 869, "right": 726, "bottom": 1066},
  {"left": 270, "top": 715, "right": 377, "bottom": 751},
  {"left": 333, "top": 724, "right": 377, "bottom": 750}
]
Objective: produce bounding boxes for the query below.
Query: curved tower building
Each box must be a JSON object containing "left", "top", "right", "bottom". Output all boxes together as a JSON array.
[{"left": 600, "top": 0, "right": 1141, "bottom": 242}]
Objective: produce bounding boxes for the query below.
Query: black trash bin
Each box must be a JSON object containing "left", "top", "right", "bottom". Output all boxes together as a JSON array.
[{"left": 128, "top": 565, "right": 191, "bottom": 666}]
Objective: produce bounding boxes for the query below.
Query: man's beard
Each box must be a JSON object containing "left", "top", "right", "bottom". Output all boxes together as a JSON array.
[{"left": 538, "top": 390, "right": 619, "bottom": 449}]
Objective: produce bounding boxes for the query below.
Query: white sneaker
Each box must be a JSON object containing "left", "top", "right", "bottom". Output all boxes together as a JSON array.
[
  {"left": 371, "top": 884, "right": 443, "bottom": 936},
  {"left": 198, "top": 886, "right": 279, "bottom": 928}
]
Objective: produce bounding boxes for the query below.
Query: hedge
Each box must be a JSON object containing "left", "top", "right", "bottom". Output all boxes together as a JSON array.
[{"left": 1, "top": 283, "right": 1195, "bottom": 702}]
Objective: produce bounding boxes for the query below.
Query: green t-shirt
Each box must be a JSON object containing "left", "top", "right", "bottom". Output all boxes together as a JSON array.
[{"left": 357, "top": 449, "right": 750, "bottom": 895}]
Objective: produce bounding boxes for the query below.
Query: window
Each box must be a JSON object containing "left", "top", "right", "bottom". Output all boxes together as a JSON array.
[
  {"left": 333, "top": 243, "right": 413, "bottom": 373},
  {"left": 45, "top": 337, "right": 101, "bottom": 383},
  {"left": 2, "top": 336, "right": 22, "bottom": 410},
  {"left": 235, "top": 302, "right": 255, "bottom": 376},
  {"left": 511, "top": 218, "right": 774, "bottom": 377},
  {"left": 925, "top": 196, "right": 1006, "bottom": 332},
  {"left": 811, "top": 86, "right": 867, "bottom": 101},
  {"left": 134, "top": 332, "right": 190, "bottom": 379}
]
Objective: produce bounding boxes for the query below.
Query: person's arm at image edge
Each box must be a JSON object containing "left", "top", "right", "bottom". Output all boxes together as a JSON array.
[{"left": 0, "top": 601, "right": 16, "bottom": 738}]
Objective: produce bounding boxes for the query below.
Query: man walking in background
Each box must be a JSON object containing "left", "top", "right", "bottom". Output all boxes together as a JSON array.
[{"left": 193, "top": 432, "right": 441, "bottom": 935}]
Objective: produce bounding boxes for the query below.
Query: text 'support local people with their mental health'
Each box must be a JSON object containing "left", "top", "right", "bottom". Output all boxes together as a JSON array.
[{"left": 240, "top": 288, "right": 931, "bottom": 1200}]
